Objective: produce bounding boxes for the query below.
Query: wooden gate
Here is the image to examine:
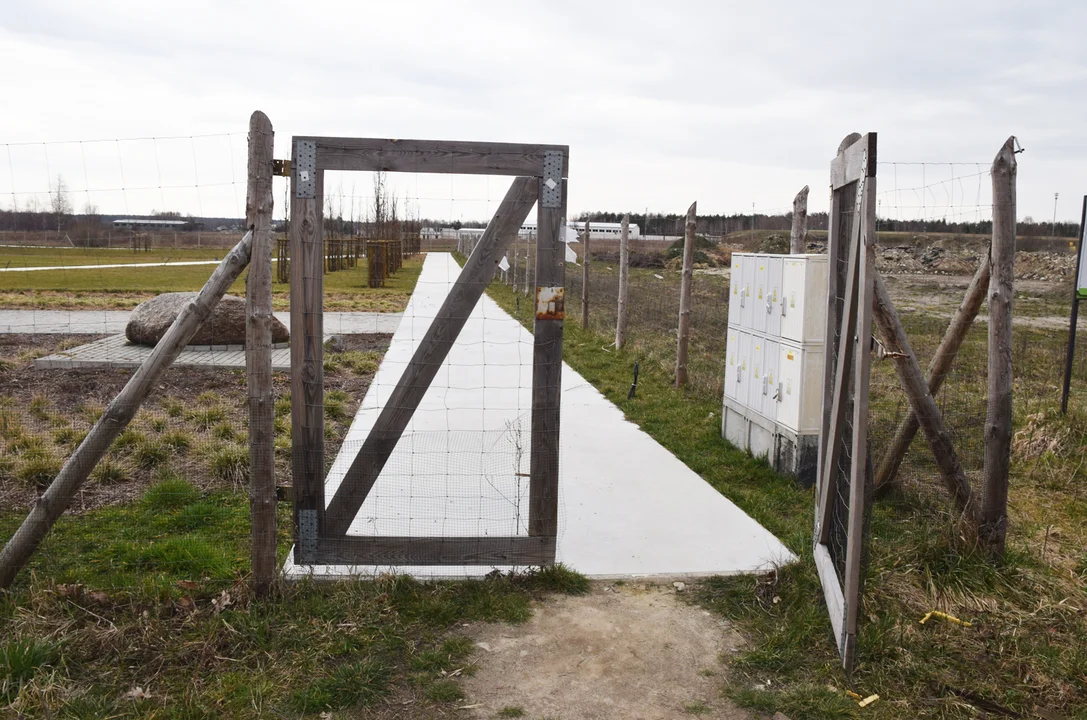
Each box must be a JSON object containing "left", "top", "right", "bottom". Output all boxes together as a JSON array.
[
  {"left": 288, "top": 137, "right": 569, "bottom": 566},
  {"left": 814, "top": 132, "right": 877, "bottom": 673}
]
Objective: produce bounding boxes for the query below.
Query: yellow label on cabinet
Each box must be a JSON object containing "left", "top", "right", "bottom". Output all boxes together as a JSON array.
[
  {"left": 786, "top": 351, "right": 795, "bottom": 361},
  {"left": 758, "top": 287, "right": 764, "bottom": 299}
]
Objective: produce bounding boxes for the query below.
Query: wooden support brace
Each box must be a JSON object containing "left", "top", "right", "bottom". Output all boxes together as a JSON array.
[
  {"left": 871, "top": 271, "right": 978, "bottom": 523},
  {"left": 874, "top": 253, "right": 990, "bottom": 492}
]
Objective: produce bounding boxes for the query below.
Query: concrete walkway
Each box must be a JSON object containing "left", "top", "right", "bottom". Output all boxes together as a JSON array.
[{"left": 0, "top": 309, "right": 402, "bottom": 336}]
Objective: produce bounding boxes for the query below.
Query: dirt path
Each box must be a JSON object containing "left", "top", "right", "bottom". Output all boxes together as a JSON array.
[{"left": 461, "top": 582, "right": 751, "bottom": 720}]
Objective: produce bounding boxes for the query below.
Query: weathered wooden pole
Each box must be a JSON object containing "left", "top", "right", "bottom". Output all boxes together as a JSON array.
[
  {"left": 874, "top": 253, "right": 991, "bottom": 491},
  {"left": 245, "top": 111, "right": 276, "bottom": 596},
  {"left": 616, "top": 214, "right": 630, "bottom": 349},
  {"left": 981, "top": 136, "right": 1017, "bottom": 557},
  {"left": 581, "top": 219, "right": 590, "bottom": 329},
  {"left": 676, "top": 202, "right": 697, "bottom": 387},
  {"left": 872, "top": 271, "right": 977, "bottom": 523},
  {"left": 0, "top": 231, "right": 254, "bottom": 590},
  {"left": 790, "top": 185, "right": 809, "bottom": 254}
]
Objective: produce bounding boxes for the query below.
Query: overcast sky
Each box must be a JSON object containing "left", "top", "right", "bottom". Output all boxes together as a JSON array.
[{"left": 1, "top": 0, "right": 1085, "bottom": 225}]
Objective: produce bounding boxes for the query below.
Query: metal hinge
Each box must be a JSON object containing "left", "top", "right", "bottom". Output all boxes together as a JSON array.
[{"left": 272, "top": 159, "right": 292, "bottom": 177}]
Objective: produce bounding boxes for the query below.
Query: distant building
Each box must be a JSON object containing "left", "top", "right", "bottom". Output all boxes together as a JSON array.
[
  {"left": 113, "top": 218, "right": 189, "bottom": 231},
  {"left": 523, "top": 221, "right": 641, "bottom": 239}
]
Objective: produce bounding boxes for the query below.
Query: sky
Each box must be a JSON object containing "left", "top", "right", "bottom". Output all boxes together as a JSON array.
[{"left": 1, "top": 0, "right": 1085, "bottom": 225}]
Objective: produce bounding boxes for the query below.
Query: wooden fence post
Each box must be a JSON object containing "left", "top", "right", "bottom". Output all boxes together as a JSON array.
[
  {"left": 245, "top": 111, "right": 276, "bottom": 596},
  {"left": 676, "top": 202, "right": 697, "bottom": 387},
  {"left": 581, "top": 219, "right": 590, "bottom": 329},
  {"left": 616, "top": 214, "right": 630, "bottom": 349},
  {"left": 0, "top": 231, "right": 254, "bottom": 590},
  {"left": 981, "top": 136, "right": 1017, "bottom": 557},
  {"left": 790, "top": 185, "right": 809, "bottom": 254}
]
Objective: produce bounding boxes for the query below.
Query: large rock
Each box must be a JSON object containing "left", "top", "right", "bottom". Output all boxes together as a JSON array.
[{"left": 126, "top": 292, "right": 289, "bottom": 347}]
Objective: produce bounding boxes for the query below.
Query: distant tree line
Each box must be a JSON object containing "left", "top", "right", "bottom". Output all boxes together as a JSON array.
[{"left": 573, "top": 210, "right": 1080, "bottom": 239}]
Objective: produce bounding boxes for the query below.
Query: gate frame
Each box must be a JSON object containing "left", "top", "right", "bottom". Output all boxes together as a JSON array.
[
  {"left": 289, "top": 137, "right": 569, "bottom": 567},
  {"left": 814, "top": 132, "right": 877, "bottom": 673}
]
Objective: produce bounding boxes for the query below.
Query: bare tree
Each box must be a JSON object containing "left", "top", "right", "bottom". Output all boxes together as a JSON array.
[{"left": 50, "top": 175, "right": 71, "bottom": 231}]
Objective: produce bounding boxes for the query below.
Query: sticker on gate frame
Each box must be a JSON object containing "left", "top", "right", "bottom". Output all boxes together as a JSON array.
[{"left": 535, "top": 286, "right": 565, "bottom": 320}]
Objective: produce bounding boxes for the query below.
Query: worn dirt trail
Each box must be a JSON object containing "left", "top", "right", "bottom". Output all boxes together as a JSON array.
[{"left": 462, "top": 582, "right": 751, "bottom": 720}]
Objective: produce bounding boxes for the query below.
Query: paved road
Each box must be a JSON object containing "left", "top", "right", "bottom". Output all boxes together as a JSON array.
[{"left": 0, "top": 310, "right": 402, "bottom": 335}]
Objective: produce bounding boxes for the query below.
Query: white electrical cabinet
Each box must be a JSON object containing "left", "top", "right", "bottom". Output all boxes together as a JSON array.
[
  {"left": 724, "top": 327, "right": 739, "bottom": 400},
  {"left": 739, "top": 255, "right": 756, "bottom": 330},
  {"left": 780, "top": 255, "right": 828, "bottom": 344},
  {"left": 722, "top": 252, "right": 827, "bottom": 486},
  {"left": 775, "top": 340, "right": 823, "bottom": 434}
]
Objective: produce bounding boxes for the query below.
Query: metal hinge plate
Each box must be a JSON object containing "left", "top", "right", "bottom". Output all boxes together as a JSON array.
[
  {"left": 298, "top": 508, "right": 318, "bottom": 561},
  {"left": 294, "top": 139, "right": 317, "bottom": 199},
  {"left": 541, "top": 150, "right": 563, "bottom": 208}
]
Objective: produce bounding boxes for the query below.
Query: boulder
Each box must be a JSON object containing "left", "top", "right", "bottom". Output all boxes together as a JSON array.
[{"left": 125, "top": 292, "right": 289, "bottom": 347}]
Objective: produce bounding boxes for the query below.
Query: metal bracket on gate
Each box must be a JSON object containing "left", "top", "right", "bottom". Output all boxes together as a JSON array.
[
  {"left": 298, "top": 509, "right": 318, "bottom": 560},
  {"left": 272, "top": 159, "right": 292, "bottom": 177},
  {"left": 541, "top": 150, "right": 563, "bottom": 208},
  {"left": 294, "top": 139, "right": 317, "bottom": 199}
]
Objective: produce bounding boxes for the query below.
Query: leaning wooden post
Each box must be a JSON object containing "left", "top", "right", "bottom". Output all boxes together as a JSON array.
[
  {"left": 872, "top": 271, "right": 977, "bottom": 522},
  {"left": 981, "top": 136, "right": 1017, "bottom": 557},
  {"left": 245, "top": 111, "right": 276, "bottom": 596},
  {"left": 676, "top": 201, "right": 697, "bottom": 387},
  {"left": 874, "top": 253, "right": 991, "bottom": 491},
  {"left": 615, "top": 214, "right": 630, "bottom": 349},
  {"left": 581, "top": 219, "right": 590, "bottom": 329},
  {"left": 0, "top": 231, "right": 254, "bottom": 590},
  {"left": 790, "top": 185, "right": 809, "bottom": 254}
]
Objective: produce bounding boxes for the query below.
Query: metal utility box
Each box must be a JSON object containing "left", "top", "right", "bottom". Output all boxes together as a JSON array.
[
  {"left": 739, "top": 255, "right": 756, "bottom": 330},
  {"left": 724, "top": 327, "right": 740, "bottom": 401},
  {"left": 765, "top": 256, "right": 784, "bottom": 339},
  {"left": 775, "top": 340, "right": 823, "bottom": 434},
  {"left": 722, "top": 252, "right": 826, "bottom": 487},
  {"left": 780, "top": 255, "right": 828, "bottom": 344}
]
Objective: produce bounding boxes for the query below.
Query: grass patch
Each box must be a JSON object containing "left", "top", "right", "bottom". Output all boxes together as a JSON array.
[
  {"left": 324, "top": 389, "right": 350, "bottom": 421},
  {"left": 423, "top": 678, "right": 465, "bottom": 703},
  {"left": 132, "top": 439, "right": 169, "bottom": 469},
  {"left": 209, "top": 444, "right": 249, "bottom": 485},
  {"left": 52, "top": 426, "right": 85, "bottom": 447},
  {"left": 212, "top": 422, "right": 238, "bottom": 442},
  {"left": 160, "top": 430, "right": 192, "bottom": 454},
  {"left": 498, "top": 707, "right": 526, "bottom": 717},
  {"left": 90, "top": 458, "right": 129, "bottom": 485},
  {"left": 16, "top": 455, "right": 61, "bottom": 489},
  {"left": 143, "top": 476, "right": 201, "bottom": 510},
  {"left": 1, "top": 639, "right": 57, "bottom": 703}
]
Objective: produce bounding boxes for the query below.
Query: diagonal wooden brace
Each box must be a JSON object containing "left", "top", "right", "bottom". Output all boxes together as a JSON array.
[
  {"left": 323, "top": 176, "right": 539, "bottom": 536},
  {"left": 871, "top": 270, "right": 978, "bottom": 524},
  {"left": 874, "top": 254, "right": 990, "bottom": 491}
]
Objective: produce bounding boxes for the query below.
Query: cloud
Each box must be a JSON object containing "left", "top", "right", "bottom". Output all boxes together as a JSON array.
[{"left": 1, "top": 0, "right": 1085, "bottom": 221}]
